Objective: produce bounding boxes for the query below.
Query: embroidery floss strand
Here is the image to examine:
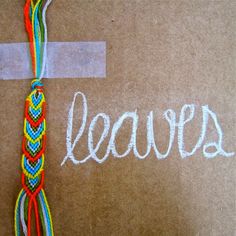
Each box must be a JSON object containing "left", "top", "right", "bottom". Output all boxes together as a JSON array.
[{"left": 14, "top": 1, "right": 54, "bottom": 235}]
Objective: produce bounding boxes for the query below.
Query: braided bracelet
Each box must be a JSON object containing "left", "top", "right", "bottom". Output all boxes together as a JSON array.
[{"left": 14, "top": 1, "right": 54, "bottom": 235}]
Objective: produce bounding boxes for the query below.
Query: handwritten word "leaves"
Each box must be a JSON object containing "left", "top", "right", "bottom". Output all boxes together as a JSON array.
[{"left": 61, "top": 91, "right": 234, "bottom": 166}]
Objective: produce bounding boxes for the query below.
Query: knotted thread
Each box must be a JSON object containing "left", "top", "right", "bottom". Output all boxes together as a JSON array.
[{"left": 31, "top": 79, "right": 44, "bottom": 90}]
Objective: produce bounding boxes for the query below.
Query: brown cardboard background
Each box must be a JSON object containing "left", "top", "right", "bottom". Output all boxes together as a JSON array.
[{"left": 0, "top": 0, "right": 235, "bottom": 235}]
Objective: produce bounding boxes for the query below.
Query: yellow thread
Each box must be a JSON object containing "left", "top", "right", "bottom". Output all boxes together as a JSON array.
[{"left": 42, "top": 189, "right": 54, "bottom": 236}]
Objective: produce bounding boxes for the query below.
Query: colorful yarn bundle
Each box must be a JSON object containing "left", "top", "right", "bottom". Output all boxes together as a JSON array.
[{"left": 14, "top": 0, "right": 54, "bottom": 235}]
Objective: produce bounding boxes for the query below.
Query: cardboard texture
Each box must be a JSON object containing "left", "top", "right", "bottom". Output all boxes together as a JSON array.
[{"left": 0, "top": 0, "right": 235, "bottom": 235}]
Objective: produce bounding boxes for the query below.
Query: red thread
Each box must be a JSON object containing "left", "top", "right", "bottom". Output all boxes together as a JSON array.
[
  {"left": 24, "top": 0, "right": 36, "bottom": 76},
  {"left": 33, "top": 197, "right": 42, "bottom": 236},
  {"left": 27, "top": 197, "right": 42, "bottom": 236},
  {"left": 27, "top": 197, "right": 33, "bottom": 236}
]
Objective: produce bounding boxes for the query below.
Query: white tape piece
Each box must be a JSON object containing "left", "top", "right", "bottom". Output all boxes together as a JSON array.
[{"left": 0, "top": 42, "right": 106, "bottom": 80}]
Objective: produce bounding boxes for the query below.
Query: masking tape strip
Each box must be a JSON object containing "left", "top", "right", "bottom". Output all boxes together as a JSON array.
[{"left": 0, "top": 42, "right": 106, "bottom": 80}]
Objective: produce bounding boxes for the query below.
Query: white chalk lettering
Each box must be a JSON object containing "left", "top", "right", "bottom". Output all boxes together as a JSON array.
[{"left": 61, "top": 91, "right": 234, "bottom": 166}]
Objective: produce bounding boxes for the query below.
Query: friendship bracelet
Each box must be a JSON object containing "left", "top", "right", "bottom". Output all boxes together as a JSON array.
[{"left": 14, "top": 1, "right": 54, "bottom": 235}]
